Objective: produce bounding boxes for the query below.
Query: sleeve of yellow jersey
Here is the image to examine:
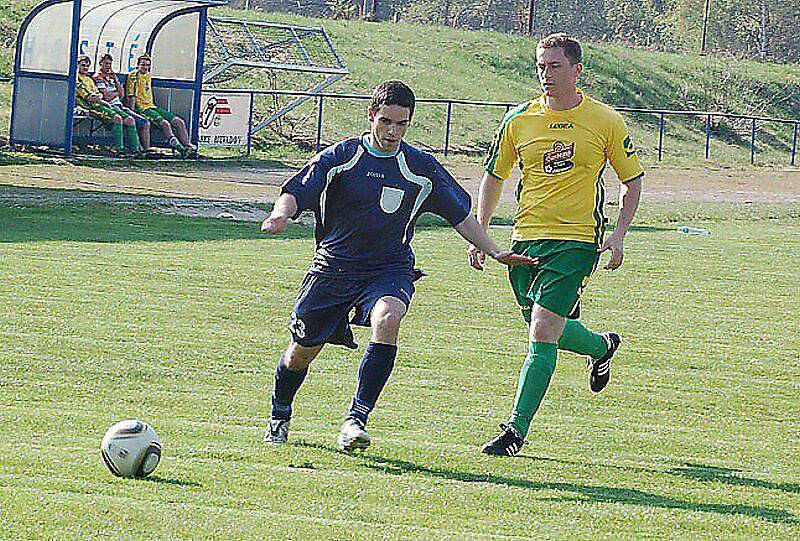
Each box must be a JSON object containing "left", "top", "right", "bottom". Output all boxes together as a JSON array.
[
  {"left": 75, "top": 77, "right": 89, "bottom": 101},
  {"left": 75, "top": 75, "right": 95, "bottom": 102},
  {"left": 607, "top": 112, "right": 645, "bottom": 183},
  {"left": 483, "top": 114, "right": 517, "bottom": 182},
  {"left": 124, "top": 74, "right": 136, "bottom": 100}
]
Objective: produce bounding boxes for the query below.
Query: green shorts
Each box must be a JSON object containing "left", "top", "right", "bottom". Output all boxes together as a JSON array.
[
  {"left": 84, "top": 103, "right": 123, "bottom": 126},
  {"left": 508, "top": 240, "right": 599, "bottom": 321},
  {"left": 140, "top": 107, "right": 177, "bottom": 125}
]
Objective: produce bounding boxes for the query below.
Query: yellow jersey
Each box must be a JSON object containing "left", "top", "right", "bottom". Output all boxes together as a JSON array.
[
  {"left": 125, "top": 71, "right": 155, "bottom": 111},
  {"left": 484, "top": 91, "right": 644, "bottom": 245},
  {"left": 75, "top": 72, "right": 101, "bottom": 108}
]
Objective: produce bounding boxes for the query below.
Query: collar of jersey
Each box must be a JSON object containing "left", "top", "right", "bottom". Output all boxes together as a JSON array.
[
  {"left": 361, "top": 133, "right": 400, "bottom": 158},
  {"left": 540, "top": 88, "right": 586, "bottom": 115}
]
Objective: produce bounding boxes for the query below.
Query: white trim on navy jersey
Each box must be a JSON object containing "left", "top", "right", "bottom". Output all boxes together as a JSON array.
[
  {"left": 396, "top": 151, "right": 433, "bottom": 243},
  {"left": 320, "top": 145, "right": 364, "bottom": 226}
]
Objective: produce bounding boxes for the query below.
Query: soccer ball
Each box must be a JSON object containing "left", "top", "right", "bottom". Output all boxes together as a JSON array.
[{"left": 101, "top": 420, "right": 162, "bottom": 478}]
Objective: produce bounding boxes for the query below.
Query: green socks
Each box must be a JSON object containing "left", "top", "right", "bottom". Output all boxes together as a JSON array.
[
  {"left": 505, "top": 322, "right": 608, "bottom": 438},
  {"left": 112, "top": 123, "right": 124, "bottom": 151},
  {"left": 508, "top": 341, "right": 557, "bottom": 438},
  {"left": 124, "top": 124, "right": 140, "bottom": 152},
  {"left": 558, "top": 319, "right": 608, "bottom": 358}
]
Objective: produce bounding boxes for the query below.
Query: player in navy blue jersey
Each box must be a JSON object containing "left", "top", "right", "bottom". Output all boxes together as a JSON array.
[{"left": 261, "top": 81, "right": 535, "bottom": 451}]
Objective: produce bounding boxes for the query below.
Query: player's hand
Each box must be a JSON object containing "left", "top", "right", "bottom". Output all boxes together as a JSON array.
[
  {"left": 494, "top": 251, "right": 538, "bottom": 267},
  {"left": 467, "top": 245, "right": 486, "bottom": 270},
  {"left": 598, "top": 233, "right": 624, "bottom": 270},
  {"left": 261, "top": 215, "right": 289, "bottom": 234}
]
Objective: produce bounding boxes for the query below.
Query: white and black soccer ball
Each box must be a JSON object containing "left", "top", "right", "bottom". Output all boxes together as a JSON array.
[{"left": 101, "top": 420, "right": 162, "bottom": 478}]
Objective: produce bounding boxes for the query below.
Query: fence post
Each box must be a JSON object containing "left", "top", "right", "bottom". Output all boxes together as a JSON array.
[
  {"left": 750, "top": 118, "right": 756, "bottom": 165},
  {"left": 246, "top": 91, "right": 254, "bottom": 157},
  {"left": 316, "top": 95, "right": 324, "bottom": 152},
  {"left": 658, "top": 113, "right": 665, "bottom": 162},
  {"left": 444, "top": 101, "right": 453, "bottom": 157},
  {"left": 705, "top": 114, "right": 711, "bottom": 160},
  {"left": 792, "top": 123, "right": 798, "bottom": 167}
]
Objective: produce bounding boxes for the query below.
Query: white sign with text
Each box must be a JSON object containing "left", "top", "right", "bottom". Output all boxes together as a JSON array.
[{"left": 198, "top": 93, "right": 251, "bottom": 148}]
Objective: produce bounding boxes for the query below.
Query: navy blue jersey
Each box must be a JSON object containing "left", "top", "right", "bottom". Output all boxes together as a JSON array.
[{"left": 281, "top": 135, "right": 472, "bottom": 278}]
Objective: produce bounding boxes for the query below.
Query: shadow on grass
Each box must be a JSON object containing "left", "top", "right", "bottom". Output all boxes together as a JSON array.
[
  {"left": 144, "top": 475, "right": 202, "bottom": 488},
  {"left": 0, "top": 186, "right": 462, "bottom": 243},
  {"left": 0, "top": 187, "right": 313, "bottom": 243},
  {"left": 294, "top": 441, "right": 796, "bottom": 525},
  {"left": 669, "top": 463, "right": 800, "bottom": 495}
]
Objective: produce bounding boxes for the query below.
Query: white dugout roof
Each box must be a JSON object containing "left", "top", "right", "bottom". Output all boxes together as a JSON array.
[{"left": 18, "top": 0, "right": 221, "bottom": 80}]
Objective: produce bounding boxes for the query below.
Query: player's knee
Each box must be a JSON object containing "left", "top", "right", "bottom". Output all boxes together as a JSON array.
[
  {"left": 529, "top": 306, "right": 564, "bottom": 343},
  {"left": 172, "top": 117, "right": 185, "bottom": 128},
  {"left": 112, "top": 115, "right": 122, "bottom": 124},
  {"left": 372, "top": 308, "right": 403, "bottom": 335},
  {"left": 284, "top": 343, "right": 317, "bottom": 370},
  {"left": 160, "top": 120, "right": 170, "bottom": 128},
  {"left": 123, "top": 117, "right": 134, "bottom": 126}
]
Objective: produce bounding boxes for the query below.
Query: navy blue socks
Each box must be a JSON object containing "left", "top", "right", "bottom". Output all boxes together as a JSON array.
[
  {"left": 348, "top": 342, "right": 397, "bottom": 425},
  {"left": 271, "top": 355, "right": 308, "bottom": 420}
]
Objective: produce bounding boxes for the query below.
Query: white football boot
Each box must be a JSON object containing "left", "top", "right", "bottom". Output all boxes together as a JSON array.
[{"left": 336, "top": 417, "right": 371, "bottom": 452}]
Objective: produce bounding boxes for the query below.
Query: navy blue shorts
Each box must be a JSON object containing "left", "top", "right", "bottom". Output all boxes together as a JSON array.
[{"left": 288, "top": 272, "right": 415, "bottom": 349}]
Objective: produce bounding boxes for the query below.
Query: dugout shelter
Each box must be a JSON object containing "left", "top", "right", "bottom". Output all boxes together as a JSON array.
[{"left": 11, "top": 0, "right": 227, "bottom": 155}]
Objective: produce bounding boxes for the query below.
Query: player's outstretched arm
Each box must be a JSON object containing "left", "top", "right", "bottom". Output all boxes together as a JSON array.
[
  {"left": 455, "top": 216, "right": 537, "bottom": 269},
  {"left": 467, "top": 172, "right": 504, "bottom": 270},
  {"left": 598, "top": 177, "right": 642, "bottom": 270},
  {"left": 261, "top": 193, "right": 298, "bottom": 234}
]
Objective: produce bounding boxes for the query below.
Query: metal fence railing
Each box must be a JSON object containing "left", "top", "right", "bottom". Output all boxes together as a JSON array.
[{"left": 212, "top": 89, "right": 799, "bottom": 166}]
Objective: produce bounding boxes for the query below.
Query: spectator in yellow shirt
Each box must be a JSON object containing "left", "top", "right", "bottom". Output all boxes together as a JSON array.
[{"left": 126, "top": 54, "right": 196, "bottom": 157}]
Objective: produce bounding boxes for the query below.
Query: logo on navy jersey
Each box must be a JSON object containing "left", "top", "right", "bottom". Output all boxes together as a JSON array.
[
  {"left": 549, "top": 122, "right": 574, "bottom": 130},
  {"left": 366, "top": 171, "right": 385, "bottom": 179},
  {"left": 380, "top": 186, "right": 404, "bottom": 214},
  {"left": 543, "top": 141, "right": 575, "bottom": 174}
]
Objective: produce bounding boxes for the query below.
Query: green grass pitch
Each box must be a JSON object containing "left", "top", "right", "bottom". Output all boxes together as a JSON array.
[{"left": 0, "top": 199, "right": 798, "bottom": 539}]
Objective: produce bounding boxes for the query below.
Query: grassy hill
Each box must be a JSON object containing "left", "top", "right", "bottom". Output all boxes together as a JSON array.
[{"left": 2, "top": 3, "right": 799, "bottom": 166}]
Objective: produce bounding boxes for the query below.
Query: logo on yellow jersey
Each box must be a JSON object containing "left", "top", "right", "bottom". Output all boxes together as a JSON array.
[
  {"left": 543, "top": 141, "right": 575, "bottom": 174},
  {"left": 623, "top": 135, "right": 637, "bottom": 158}
]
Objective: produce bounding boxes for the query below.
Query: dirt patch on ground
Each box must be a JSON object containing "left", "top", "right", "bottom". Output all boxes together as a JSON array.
[
  {"left": 1, "top": 160, "right": 798, "bottom": 221},
  {"left": 443, "top": 163, "right": 800, "bottom": 205},
  {"left": 0, "top": 161, "right": 290, "bottom": 202}
]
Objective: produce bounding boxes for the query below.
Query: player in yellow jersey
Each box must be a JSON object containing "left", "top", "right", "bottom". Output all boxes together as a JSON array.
[
  {"left": 470, "top": 34, "right": 643, "bottom": 456},
  {"left": 125, "top": 54, "right": 196, "bottom": 157}
]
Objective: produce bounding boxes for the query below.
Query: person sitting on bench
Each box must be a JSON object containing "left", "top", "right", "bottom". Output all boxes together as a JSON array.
[{"left": 125, "top": 54, "right": 196, "bottom": 157}]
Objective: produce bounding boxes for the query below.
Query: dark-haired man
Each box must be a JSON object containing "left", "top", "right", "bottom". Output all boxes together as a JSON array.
[
  {"left": 125, "top": 54, "right": 195, "bottom": 156},
  {"left": 470, "top": 34, "right": 644, "bottom": 456},
  {"left": 261, "top": 80, "right": 535, "bottom": 452}
]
